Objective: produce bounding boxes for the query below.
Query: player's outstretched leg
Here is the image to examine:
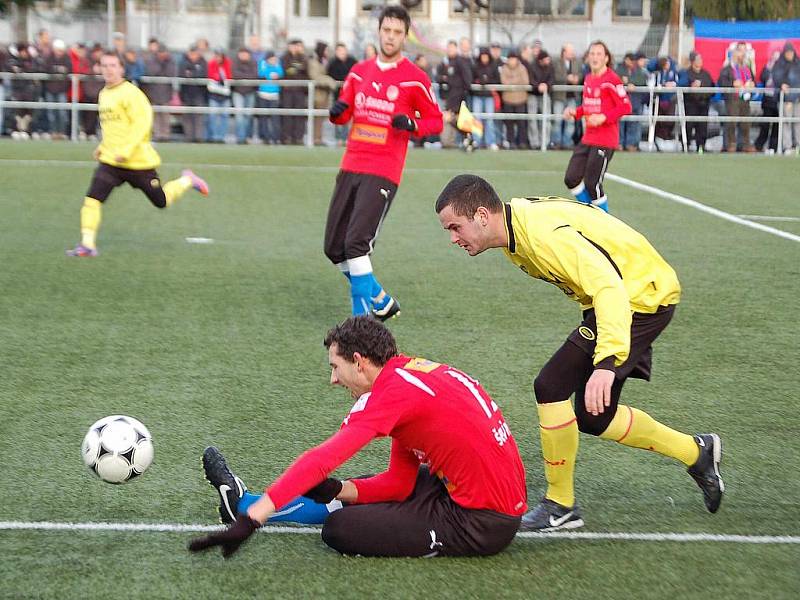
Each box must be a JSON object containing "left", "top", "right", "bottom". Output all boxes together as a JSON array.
[
  {"left": 237, "top": 491, "right": 340, "bottom": 525},
  {"left": 687, "top": 433, "right": 724, "bottom": 513},
  {"left": 597, "top": 407, "right": 723, "bottom": 512},
  {"left": 161, "top": 170, "right": 209, "bottom": 208},
  {"left": 202, "top": 447, "right": 339, "bottom": 526},
  {"left": 66, "top": 197, "right": 102, "bottom": 257},
  {"left": 181, "top": 169, "right": 209, "bottom": 196},
  {"left": 202, "top": 446, "right": 248, "bottom": 524}
]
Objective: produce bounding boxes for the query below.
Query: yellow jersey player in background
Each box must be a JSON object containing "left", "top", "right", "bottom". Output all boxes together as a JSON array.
[
  {"left": 435, "top": 174, "right": 724, "bottom": 532},
  {"left": 66, "top": 50, "right": 209, "bottom": 257}
]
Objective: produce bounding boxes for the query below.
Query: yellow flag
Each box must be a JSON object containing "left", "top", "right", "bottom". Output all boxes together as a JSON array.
[{"left": 456, "top": 101, "right": 484, "bottom": 138}]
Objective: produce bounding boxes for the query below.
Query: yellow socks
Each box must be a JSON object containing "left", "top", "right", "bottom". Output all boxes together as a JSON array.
[
  {"left": 537, "top": 400, "right": 579, "bottom": 508},
  {"left": 80, "top": 197, "right": 102, "bottom": 249},
  {"left": 163, "top": 175, "right": 192, "bottom": 207},
  {"left": 599, "top": 405, "right": 700, "bottom": 466}
]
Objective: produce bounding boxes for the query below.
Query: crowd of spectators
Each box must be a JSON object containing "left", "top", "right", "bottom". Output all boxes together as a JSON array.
[{"left": 1, "top": 28, "right": 799, "bottom": 154}]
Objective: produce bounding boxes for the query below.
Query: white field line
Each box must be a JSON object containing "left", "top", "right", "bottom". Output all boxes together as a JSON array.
[
  {"left": 0, "top": 158, "right": 564, "bottom": 177},
  {"left": 1, "top": 521, "right": 798, "bottom": 544},
  {"left": 606, "top": 172, "right": 800, "bottom": 243},
  {"left": 738, "top": 214, "right": 800, "bottom": 222}
]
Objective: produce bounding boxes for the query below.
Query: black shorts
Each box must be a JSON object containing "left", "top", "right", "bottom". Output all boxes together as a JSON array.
[
  {"left": 564, "top": 143, "right": 615, "bottom": 202},
  {"left": 534, "top": 305, "right": 676, "bottom": 433},
  {"left": 86, "top": 163, "right": 167, "bottom": 208},
  {"left": 323, "top": 170, "right": 398, "bottom": 265},
  {"left": 567, "top": 304, "right": 675, "bottom": 382},
  {"left": 320, "top": 466, "right": 521, "bottom": 558}
]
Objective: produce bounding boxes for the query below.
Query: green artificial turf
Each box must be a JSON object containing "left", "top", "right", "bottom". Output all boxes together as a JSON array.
[{"left": 0, "top": 141, "right": 797, "bottom": 598}]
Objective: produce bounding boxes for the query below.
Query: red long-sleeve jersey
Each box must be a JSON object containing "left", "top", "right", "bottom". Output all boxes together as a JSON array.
[
  {"left": 266, "top": 355, "right": 527, "bottom": 516},
  {"left": 331, "top": 57, "right": 443, "bottom": 185},
  {"left": 575, "top": 68, "right": 631, "bottom": 148}
]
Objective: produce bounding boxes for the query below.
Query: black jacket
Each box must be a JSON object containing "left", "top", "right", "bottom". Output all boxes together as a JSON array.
[
  {"left": 327, "top": 55, "right": 357, "bottom": 100},
  {"left": 231, "top": 57, "right": 258, "bottom": 95},
  {"left": 179, "top": 56, "right": 208, "bottom": 105},
  {"left": 43, "top": 52, "right": 72, "bottom": 94},
  {"left": 7, "top": 52, "right": 41, "bottom": 99},
  {"left": 327, "top": 56, "right": 356, "bottom": 82},
  {"left": 530, "top": 61, "right": 555, "bottom": 96},
  {"left": 436, "top": 55, "right": 472, "bottom": 109},
  {"left": 682, "top": 68, "right": 714, "bottom": 109},
  {"left": 472, "top": 60, "right": 500, "bottom": 97},
  {"left": 772, "top": 48, "right": 800, "bottom": 102}
]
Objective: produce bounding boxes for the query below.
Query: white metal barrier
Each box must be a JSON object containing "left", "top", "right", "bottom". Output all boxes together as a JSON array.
[{"left": 1, "top": 72, "right": 799, "bottom": 153}]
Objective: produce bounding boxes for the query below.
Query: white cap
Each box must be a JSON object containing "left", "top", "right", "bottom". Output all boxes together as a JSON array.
[{"left": 53, "top": 39, "right": 66, "bottom": 51}]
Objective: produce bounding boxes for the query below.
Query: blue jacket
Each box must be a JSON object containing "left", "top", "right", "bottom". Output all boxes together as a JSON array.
[
  {"left": 124, "top": 57, "right": 145, "bottom": 85},
  {"left": 258, "top": 60, "right": 284, "bottom": 95}
]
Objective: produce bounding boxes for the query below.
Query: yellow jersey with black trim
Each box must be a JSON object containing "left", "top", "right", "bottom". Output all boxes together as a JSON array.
[
  {"left": 502, "top": 197, "right": 681, "bottom": 367},
  {"left": 97, "top": 80, "right": 160, "bottom": 170}
]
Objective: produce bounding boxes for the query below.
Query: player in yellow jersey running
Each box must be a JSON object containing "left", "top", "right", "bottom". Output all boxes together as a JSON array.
[
  {"left": 435, "top": 174, "right": 724, "bottom": 531},
  {"left": 66, "top": 51, "right": 209, "bottom": 257}
]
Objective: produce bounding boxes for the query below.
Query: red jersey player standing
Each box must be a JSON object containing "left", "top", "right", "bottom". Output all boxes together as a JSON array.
[
  {"left": 189, "top": 317, "right": 527, "bottom": 558},
  {"left": 563, "top": 41, "right": 631, "bottom": 213},
  {"left": 323, "top": 5, "right": 443, "bottom": 320}
]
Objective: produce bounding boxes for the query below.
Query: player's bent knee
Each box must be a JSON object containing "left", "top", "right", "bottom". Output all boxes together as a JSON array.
[
  {"left": 323, "top": 236, "right": 346, "bottom": 265},
  {"left": 343, "top": 243, "right": 369, "bottom": 262},
  {"left": 320, "top": 510, "right": 352, "bottom": 555},
  {"left": 148, "top": 194, "right": 167, "bottom": 209},
  {"left": 323, "top": 246, "right": 344, "bottom": 265},
  {"left": 533, "top": 373, "right": 572, "bottom": 404},
  {"left": 576, "top": 409, "right": 616, "bottom": 436}
]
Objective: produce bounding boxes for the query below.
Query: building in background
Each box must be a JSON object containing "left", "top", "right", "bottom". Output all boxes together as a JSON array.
[{"left": 0, "top": 1, "right": 691, "bottom": 62}]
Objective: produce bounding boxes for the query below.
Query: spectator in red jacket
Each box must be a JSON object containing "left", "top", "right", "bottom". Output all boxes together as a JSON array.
[{"left": 207, "top": 48, "right": 232, "bottom": 143}]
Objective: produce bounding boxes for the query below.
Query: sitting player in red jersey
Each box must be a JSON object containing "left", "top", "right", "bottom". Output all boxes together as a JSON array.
[
  {"left": 323, "top": 5, "right": 443, "bottom": 320},
  {"left": 563, "top": 41, "right": 631, "bottom": 213},
  {"left": 189, "top": 317, "right": 527, "bottom": 558}
]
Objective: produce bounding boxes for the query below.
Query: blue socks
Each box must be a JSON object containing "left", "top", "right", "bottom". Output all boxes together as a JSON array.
[
  {"left": 570, "top": 182, "right": 593, "bottom": 205},
  {"left": 570, "top": 183, "right": 609, "bottom": 212},
  {"left": 350, "top": 273, "right": 372, "bottom": 316},
  {"left": 237, "top": 491, "right": 340, "bottom": 525},
  {"left": 339, "top": 256, "right": 392, "bottom": 316}
]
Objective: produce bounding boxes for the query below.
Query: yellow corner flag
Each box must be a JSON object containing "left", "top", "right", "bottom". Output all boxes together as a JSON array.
[{"left": 456, "top": 101, "right": 484, "bottom": 138}]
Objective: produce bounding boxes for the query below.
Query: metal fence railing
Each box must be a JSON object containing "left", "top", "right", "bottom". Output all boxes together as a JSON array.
[{"left": 1, "top": 72, "right": 799, "bottom": 154}]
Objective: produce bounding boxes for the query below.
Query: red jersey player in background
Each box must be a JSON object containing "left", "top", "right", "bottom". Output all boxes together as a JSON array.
[
  {"left": 323, "top": 5, "right": 443, "bottom": 320},
  {"left": 563, "top": 41, "right": 631, "bottom": 213},
  {"left": 189, "top": 317, "right": 526, "bottom": 558}
]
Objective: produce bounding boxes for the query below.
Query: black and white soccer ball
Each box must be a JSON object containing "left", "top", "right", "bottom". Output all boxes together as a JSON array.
[{"left": 81, "top": 415, "right": 154, "bottom": 483}]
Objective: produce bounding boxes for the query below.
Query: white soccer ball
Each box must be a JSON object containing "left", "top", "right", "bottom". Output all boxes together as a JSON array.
[{"left": 81, "top": 415, "right": 154, "bottom": 484}]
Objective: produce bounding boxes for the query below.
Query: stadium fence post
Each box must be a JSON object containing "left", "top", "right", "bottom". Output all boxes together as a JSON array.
[
  {"left": 541, "top": 91, "right": 550, "bottom": 152},
  {"left": 70, "top": 74, "right": 80, "bottom": 142},
  {"left": 777, "top": 88, "right": 785, "bottom": 154},
  {"left": 306, "top": 81, "right": 314, "bottom": 148},
  {"left": 677, "top": 88, "right": 688, "bottom": 152},
  {"left": 647, "top": 85, "right": 658, "bottom": 151},
  {"left": 0, "top": 75, "right": 4, "bottom": 136}
]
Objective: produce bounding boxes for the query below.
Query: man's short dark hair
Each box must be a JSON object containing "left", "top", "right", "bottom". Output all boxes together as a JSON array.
[
  {"left": 101, "top": 50, "right": 123, "bottom": 65},
  {"left": 324, "top": 317, "right": 398, "bottom": 366},
  {"left": 435, "top": 174, "right": 503, "bottom": 217},
  {"left": 378, "top": 4, "right": 411, "bottom": 34}
]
